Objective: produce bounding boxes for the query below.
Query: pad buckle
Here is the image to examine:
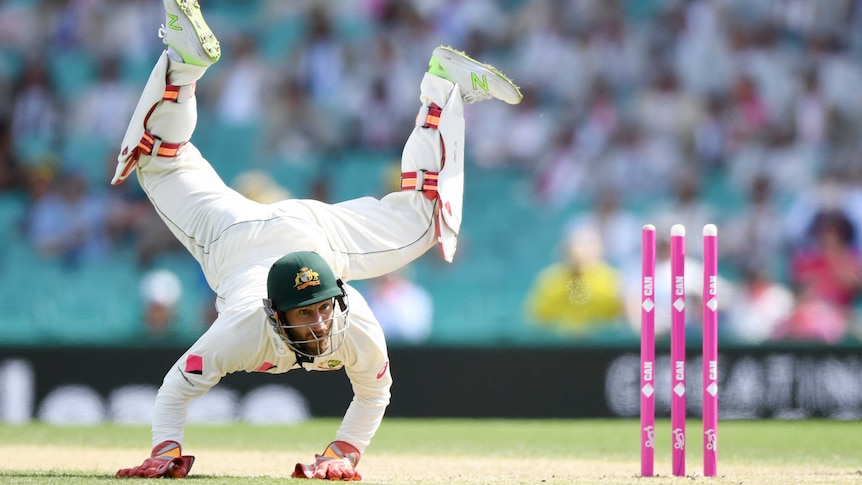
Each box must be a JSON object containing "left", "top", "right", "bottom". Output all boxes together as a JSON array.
[{"left": 400, "top": 170, "right": 439, "bottom": 200}]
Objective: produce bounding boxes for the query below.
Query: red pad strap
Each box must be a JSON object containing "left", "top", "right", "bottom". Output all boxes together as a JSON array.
[
  {"left": 401, "top": 170, "right": 439, "bottom": 200},
  {"left": 162, "top": 83, "right": 196, "bottom": 103},
  {"left": 138, "top": 130, "right": 187, "bottom": 158},
  {"left": 415, "top": 103, "right": 443, "bottom": 130},
  {"left": 163, "top": 85, "right": 181, "bottom": 102},
  {"left": 424, "top": 104, "right": 442, "bottom": 129}
]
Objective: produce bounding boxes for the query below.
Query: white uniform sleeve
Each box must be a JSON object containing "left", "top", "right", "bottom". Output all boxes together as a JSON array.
[
  {"left": 151, "top": 307, "right": 269, "bottom": 446},
  {"left": 332, "top": 286, "right": 392, "bottom": 452}
]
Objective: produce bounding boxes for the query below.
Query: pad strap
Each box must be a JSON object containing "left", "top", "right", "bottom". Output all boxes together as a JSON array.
[
  {"left": 415, "top": 103, "right": 443, "bottom": 129},
  {"left": 138, "top": 131, "right": 187, "bottom": 158},
  {"left": 162, "top": 82, "right": 196, "bottom": 103},
  {"left": 401, "top": 170, "right": 439, "bottom": 200}
]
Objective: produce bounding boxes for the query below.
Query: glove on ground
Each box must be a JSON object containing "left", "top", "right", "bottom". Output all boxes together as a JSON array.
[
  {"left": 292, "top": 441, "right": 362, "bottom": 481},
  {"left": 116, "top": 440, "right": 195, "bottom": 478}
]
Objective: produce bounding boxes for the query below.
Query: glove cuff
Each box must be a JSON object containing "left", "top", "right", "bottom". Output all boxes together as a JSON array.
[
  {"left": 151, "top": 440, "right": 195, "bottom": 478},
  {"left": 151, "top": 440, "right": 184, "bottom": 459},
  {"left": 323, "top": 441, "right": 361, "bottom": 467}
]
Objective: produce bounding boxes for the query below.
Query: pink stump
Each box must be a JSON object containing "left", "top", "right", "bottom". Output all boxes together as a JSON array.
[
  {"left": 640, "top": 225, "right": 656, "bottom": 477},
  {"left": 702, "top": 224, "right": 719, "bottom": 476},
  {"left": 670, "top": 224, "right": 686, "bottom": 477}
]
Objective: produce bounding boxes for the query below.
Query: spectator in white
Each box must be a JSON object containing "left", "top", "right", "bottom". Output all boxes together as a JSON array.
[
  {"left": 366, "top": 272, "right": 434, "bottom": 344},
  {"left": 634, "top": 65, "right": 703, "bottom": 143},
  {"left": 295, "top": 6, "right": 347, "bottom": 112},
  {"left": 532, "top": 126, "right": 590, "bottom": 209},
  {"left": 213, "top": 32, "right": 269, "bottom": 127},
  {"left": 367, "top": 2, "right": 435, "bottom": 71},
  {"left": 67, "top": 56, "right": 137, "bottom": 148},
  {"left": 741, "top": 124, "right": 818, "bottom": 197},
  {"left": 723, "top": 265, "right": 794, "bottom": 344},
  {"left": 349, "top": 34, "right": 416, "bottom": 132},
  {"left": 498, "top": 86, "right": 553, "bottom": 168},
  {"left": 0, "top": 2, "right": 41, "bottom": 75},
  {"left": 576, "top": 77, "right": 620, "bottom": 159},
  {"left": 564, "top": 190, "right": 641, "bottom": 270},
  {"left": 0, "top": 2, "right": 40, "bottom": 122},
  {"left": 509, "top": 2, "right": 591, "bottom": 105},
  {"left": 140, "top": 269, "right": 184, "bottom": 337},
  {"left": 354, "top": 78, "right": 404, "bottom": 150},
  {"left": 427, "top": 0, "right": 507, "bottom": 51},
  {"left": 811, "top": 32, "right": 862, "bottom": 129},
  {"left": 722, "top": 174, "right": 787, "bottom": 278},
  {"left": 594, "top": 121, "right": 683, "bottom": 204},
  {"left": 262, "top": 77, "right": 338, "bottom": 164},
  {"left": 733, "top": 24, "right": 797, "bottom": 126},
  {"left": 648, "top": 170, "right": 717, "bottom": 259},
  {"left": 590, "top": 12, "right": 649, "bottom": 93},
  {"left": 692, "top": 93, "right": 731, "bottom": 172},
  {"left": 794, "top": 67, "right": 832, "bottom": 150},
  {"left": 10, "top": 58, "right": 62, "bottom": 163},
  {"left": 674, "top": 0, "right": 734, "bottom": 97},
  {"left": 88, "top": 0, "right": 163, "bottom": 63}
]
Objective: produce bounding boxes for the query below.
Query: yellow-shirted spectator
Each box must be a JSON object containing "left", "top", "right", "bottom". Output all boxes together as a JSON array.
[{"left": 525, "top": 224, "right": 625, "bottom": 335}]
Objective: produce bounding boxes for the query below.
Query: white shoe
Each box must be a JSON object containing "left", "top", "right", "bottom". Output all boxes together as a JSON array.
[
  {"left": 159, "top": 0, "right": 220, "bottom": 67},
  {"left": 429, "top": 46, "right": 522, "bottom": 105}
]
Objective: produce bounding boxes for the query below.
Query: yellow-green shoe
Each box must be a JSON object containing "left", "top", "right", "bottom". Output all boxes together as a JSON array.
[
  {"left": 428, "top": 46, "right": 522, "bottom": 105},
  {"left": 159, "top": 0, "right": 220, "bottom": 67}
]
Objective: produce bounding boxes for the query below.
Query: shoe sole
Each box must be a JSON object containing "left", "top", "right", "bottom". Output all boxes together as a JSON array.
[
  {"left": 169, "top": 0, "right": 221, "bottom": 66},
  {"left": 433, "top": 46, "right": 522, "bottom": 105}
]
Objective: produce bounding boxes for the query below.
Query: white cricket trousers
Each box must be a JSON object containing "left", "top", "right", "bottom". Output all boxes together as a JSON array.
[{"left": 136, "top": 60, "right": 459, "bottom": 305}]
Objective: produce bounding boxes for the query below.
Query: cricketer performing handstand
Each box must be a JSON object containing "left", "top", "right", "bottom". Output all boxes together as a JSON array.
[{"left": 112, "top": 0, "right": 522, "bottom": 481}]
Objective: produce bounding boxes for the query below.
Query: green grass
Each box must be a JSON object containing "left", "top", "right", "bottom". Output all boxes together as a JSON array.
[{"left": 0, "top": 419, "right": 860, "bottom": 484}]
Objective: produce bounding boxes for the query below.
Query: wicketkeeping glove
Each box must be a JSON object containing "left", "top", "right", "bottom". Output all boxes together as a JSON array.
[
  {"left": 292, "top": 441, "right": 362, "bottom": 481},
  {"left": 116, "top": 440, "right": 195, "bottom": 478}
]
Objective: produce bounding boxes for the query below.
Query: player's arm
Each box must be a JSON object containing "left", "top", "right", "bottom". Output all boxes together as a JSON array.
[
  {"left": 118, "top": 309, "right": 263, "bottom": 478},
  {"left": 293, "top": 288, "right": 391, "bottom": 481}
]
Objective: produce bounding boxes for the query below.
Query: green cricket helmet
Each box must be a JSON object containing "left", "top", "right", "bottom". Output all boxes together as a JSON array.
[{"left": 263, "top": 251, "right": 349, "bottom": 358}]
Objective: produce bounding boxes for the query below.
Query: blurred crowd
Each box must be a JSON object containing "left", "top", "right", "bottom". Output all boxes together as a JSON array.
[{"left": 2, "top": 0, "right": 862, "bottom": 345}]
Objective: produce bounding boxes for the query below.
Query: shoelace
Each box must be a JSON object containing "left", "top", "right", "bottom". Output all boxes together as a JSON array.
[{"left": 158, "top": 24, "right": 168, "bottom": 43}]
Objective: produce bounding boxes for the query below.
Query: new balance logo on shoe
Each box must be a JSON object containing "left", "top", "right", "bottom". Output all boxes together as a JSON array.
[
  {"left": 167, "top": 13, "right": 182, "bottom": 31},
  {"left": 471, "top": 73, "right": 489, "bottom": 92},
  {"left": 429, "top": 46, "right": 522, "bottom": 105},
  {"left": 159, "top": 0, "right": 220, "bottom": 67}
]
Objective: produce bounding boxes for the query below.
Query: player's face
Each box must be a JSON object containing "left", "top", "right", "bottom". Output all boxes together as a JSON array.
[{"left": 282, "top": 298, "right": 335, "bottom": 355}]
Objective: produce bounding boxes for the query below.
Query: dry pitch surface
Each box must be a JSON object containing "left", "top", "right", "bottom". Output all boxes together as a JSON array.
[{"left": 1, "top": 445, "right": 859, "bottom": 484}]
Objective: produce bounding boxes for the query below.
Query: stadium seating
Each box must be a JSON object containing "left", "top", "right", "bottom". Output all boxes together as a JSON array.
[{"left": 5, "top": 0, "right": 855, "bottom": 348}]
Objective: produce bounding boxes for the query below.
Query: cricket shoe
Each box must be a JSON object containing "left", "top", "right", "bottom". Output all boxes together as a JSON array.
[
  {"left": 159, "top": 0, "right": 220, "bottom": 67},
  {"left": 428, "top": 46, "right": 522, "bottom": 105}
]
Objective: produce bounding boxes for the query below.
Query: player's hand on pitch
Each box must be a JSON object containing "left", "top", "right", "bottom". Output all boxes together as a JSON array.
[
  {"left": 116, "top": 440, "right": 195, "bottom": 478},
  {"left": 292, "top": 441, "right": 362, "bottom": 481}
]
